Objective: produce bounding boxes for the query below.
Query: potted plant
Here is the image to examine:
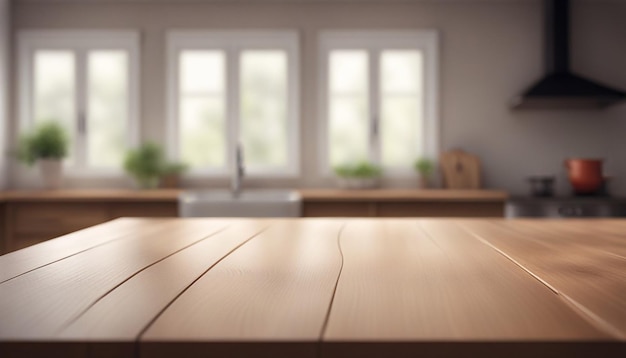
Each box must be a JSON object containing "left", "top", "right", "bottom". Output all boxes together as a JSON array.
[
  {"left": 123, "top": 142, "right": 166, "bottom": 189},
  {"left": 159, "top": 161, "right": 188, "bottom": 189},
  {"left": 334, "top": 161, "right": 383, "bottom": 189},
  {"left": 16, "top": 121, "right": 69, "bottom": 189},
  {"left": 414, "top": 157, "right": 435, "bottom": 189}
]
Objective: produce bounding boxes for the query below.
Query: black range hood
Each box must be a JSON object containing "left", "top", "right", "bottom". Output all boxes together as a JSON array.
[{"left": 511, "top": 0, "right": 626, "bottom": 109}]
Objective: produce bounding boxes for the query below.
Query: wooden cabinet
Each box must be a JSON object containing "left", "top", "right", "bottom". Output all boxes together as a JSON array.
[
  {"left": 300, "top": 189, "right": 507, "bottom": 218},
  {"left": 303, "top": 201, "right": 504, "bottom": 218},
  {"left": 303, "top": 202, "right": 375, "bottom": 217},
  {"left": 377, "top": 201, "right": 504, "bottom": 217},
  {"left": 2, "top": 201, "right": 178, "bottom": 254},
  {"left": 109, "top": 202, "right": 178, "bottom": 218}
]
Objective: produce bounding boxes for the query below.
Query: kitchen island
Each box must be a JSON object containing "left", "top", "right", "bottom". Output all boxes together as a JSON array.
[{"left": 0, "top": 218, "right": 624, "bottom": 357}]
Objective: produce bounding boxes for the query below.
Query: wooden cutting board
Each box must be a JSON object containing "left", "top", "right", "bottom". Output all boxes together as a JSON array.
[{"left": 440, "top": 149, "right": 481, "bottom": 189}]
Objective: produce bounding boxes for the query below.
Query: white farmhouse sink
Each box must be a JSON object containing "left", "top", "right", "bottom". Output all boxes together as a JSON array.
[{"left": 179, "top": 190, "right": 302, "bottom": 218}]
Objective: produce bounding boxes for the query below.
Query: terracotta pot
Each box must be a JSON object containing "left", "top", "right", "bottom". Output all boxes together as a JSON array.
[
  {"left": 37, "top": 159, "right": 63, "bottom": 189},
  {"left": 159, "top": 174, "right": 180, "bottom": 189},
  {"left": 565, "top": 158, "right": 604, "bottom": 194}
]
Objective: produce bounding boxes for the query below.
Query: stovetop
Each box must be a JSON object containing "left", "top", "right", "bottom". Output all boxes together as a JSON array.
[{"left": 507, "top": 196, "right": 626, "bottom": 218}]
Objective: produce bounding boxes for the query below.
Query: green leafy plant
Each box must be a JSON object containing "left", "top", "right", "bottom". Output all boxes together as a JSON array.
[
  {"left": 334, "top": 161, "right": 383, "bottom": 178},
  {"left": 16, "top": 121, "right": 69, "bottom": 166},
  {"left": 123, "top": 142, "right": 167, "bottom": 189},
  {"left": 414, "top": 157, "right": 435, "bottom": 177}
]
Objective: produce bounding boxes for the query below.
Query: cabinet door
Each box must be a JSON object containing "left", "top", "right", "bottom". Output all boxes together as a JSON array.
[
  {"left": 377, "top": 202, "right": 504, "bottom": 217},
  {"left": 11, "top": 202, "right": 111, "bottom": 250},
  {"left": 0, "top": 203, "right": 6, "bottom": 254},
  {"left": 109, "top": 202, "right": 178, "bottom": 218},
  {"left": 302, "top": 202, "right": 376, "bottom": 217}
]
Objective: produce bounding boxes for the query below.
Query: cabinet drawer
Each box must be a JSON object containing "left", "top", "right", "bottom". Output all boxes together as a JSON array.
[
  {"left": 109, "top": 202, "right": 178, "bottom": 218},
  {"left": 303, "top": 202, "right": 375, "bottom": 217},
  {"left": 377, "top": 202, "right": 505, "bottom": 217},
  {"left": 13, "top": 203, "right": 110, "bottom": 236}
]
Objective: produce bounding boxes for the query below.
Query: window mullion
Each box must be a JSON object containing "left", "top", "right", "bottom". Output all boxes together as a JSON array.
[
  {"left": 226, "top": 47, "right": 240, "bottom": 174},
  {"left": 368, "top": 48, "right": 381, "bottom": 166},
  {"left": 76, "top": 48, "right": 88, "bottom": 169}
]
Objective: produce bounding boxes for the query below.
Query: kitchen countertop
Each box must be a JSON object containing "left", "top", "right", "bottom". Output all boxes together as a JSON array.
[
  {"left": 0, "top": 218, "right": 623, "bottom": 358},
  {"left": 0, "top": 188, "right": 508, "bottom": 202},
  {"left": 298, "top": 188, "right": 508, "bottom": 201},
  {"left": 0, "top": 189, "right": 182, "bottom": 202}
]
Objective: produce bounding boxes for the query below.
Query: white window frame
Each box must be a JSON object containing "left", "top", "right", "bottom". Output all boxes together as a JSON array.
[
  {"left": 18, "top": 30, "right": 140, "bottom": 176},
  {"left": 167, "top": 30, "right": 300, "bottom": 178},
  {"left": 318, "top": 30, "right": 439, "bottom": 177}
]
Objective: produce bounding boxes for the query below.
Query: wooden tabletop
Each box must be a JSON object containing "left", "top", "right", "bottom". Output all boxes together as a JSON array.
[{"left": 0, "top": 218, "right": 624, "bottom": 358}]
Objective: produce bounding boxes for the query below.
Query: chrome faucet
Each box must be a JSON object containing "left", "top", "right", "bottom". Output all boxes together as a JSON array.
[{"left": 232, "top": 143, "right": 245, "bottom": 196}]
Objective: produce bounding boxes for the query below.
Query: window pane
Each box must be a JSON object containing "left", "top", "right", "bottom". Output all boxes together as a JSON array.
[
  {"left": 240, "top": 50, "right": 287, "bottom": 168},
  {"left": 381, "top": 50, "right": 423, "bottom": 94},
  {"left": 180, "top": 51, "right": 224, "bottom": 94},
  {"left": 179, "top": 97, "right": 226, "bottom": 168},
  {"left": 380, "top": 50, "right": 424, "bottom": 167},
  {"left": 329, "top": 97, "right": 369, "bottom": 166},
  {"left": 33, "top": 50, "right": 76, "bottom": 160},
  {"left": 87, "top": 51, "right": 128, "bottom": 168},
  {"left": 329, "top": 50, "right": 369, "bottom": 167},
  {"left": 179, "top": 51, "right": 226, "bottom": 169},
  {"left": 330, "top": 50, "right": 368, "bottom": 94},
  {"left": 381, "top": 96, "right": 422, "bottom": 167}
]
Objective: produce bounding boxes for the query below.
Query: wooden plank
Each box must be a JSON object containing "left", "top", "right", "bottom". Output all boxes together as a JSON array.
[
  {"left": 0, "top": 219, "right": 230, "bottom": 341},
  {"left": 58, "top": 221, "right": 268, "bottom": 340},
  {"left": 0, "top": 218, "right": 168, "bottom": 283},
  {"left": 460, "top": 219, "right": 626, "bottom": 338},
  {"left": 141, "top": 219, "right": 345, "bottom": 358},
  {"left": 322, "top": 219, "right": 609, "bottom": 358}
]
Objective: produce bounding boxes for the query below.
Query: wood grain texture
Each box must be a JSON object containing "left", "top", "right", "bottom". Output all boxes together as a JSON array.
[
  {"left": 0, "top": 218, "right": 162, "bottom": 283},
  {"left": 459, "top": 219, "right": 626, "bottom": 339},
  {"left": 0, "top": 219, "right": 230, "bottom": 339},
  {"left": 59, "top": 221, "right": 267, "bottom": 340},
  {"left": 324, "top": 220, "right": 607, "bottom": 342},
  {"left": 439, "top": 150, "right": 482, "bottom": 189},
  {"left": 141, "top": 219, "right": 345, "bottom": 358},
  {"left": 1, "top": 218, "right": 624, "bottom": 358}
]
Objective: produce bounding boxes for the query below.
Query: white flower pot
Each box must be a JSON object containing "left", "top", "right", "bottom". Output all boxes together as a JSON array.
[{"left": 38, "top": 159, "right": 63, "bottom": 189}]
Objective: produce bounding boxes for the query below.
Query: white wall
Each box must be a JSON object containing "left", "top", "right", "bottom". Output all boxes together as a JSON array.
[
  {"left": 0, "top": 0, "right": 9, "bottom": 190},
  {"left": 9, "top": 0, "right": 626, "bottom": 195}
]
